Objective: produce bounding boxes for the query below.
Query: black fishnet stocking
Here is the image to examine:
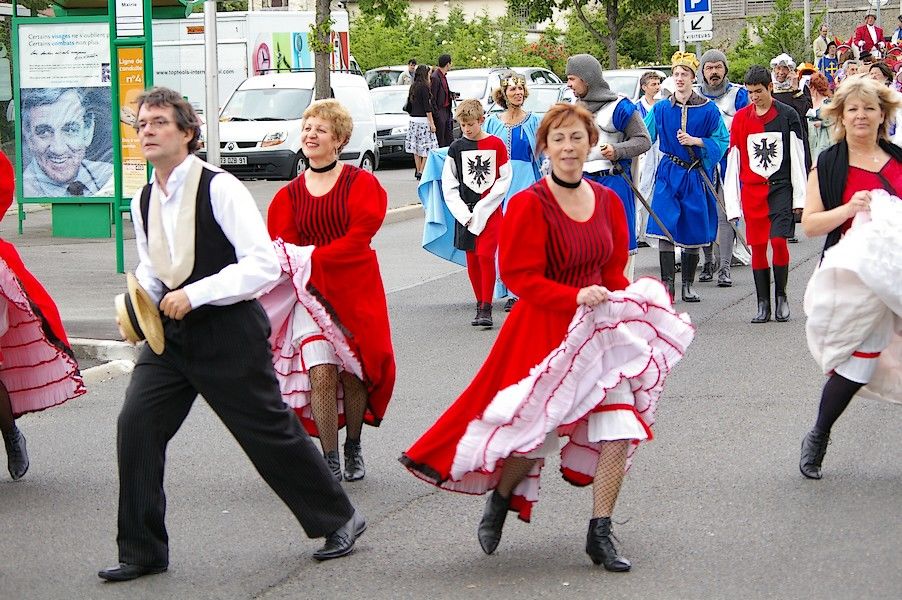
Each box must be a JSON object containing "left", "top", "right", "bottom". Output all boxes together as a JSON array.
[
  {"left": 309, "top": 364, "right": 339, "bottom": 453},
  {"left": 496, "top": 455, "right": 537, "bottom": 498},
  {"left": 592, "top": 440, "right": 629, "bottom": 517},
  {"left": 340, "top": 371, "right": 368, "bottom": 441}
]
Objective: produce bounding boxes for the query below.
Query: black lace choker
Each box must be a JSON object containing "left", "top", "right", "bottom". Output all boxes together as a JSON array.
[
  {"left": 551, "top": 171, "right": 581, "bottom": 189},
  {"left": 309, "top": 160, "right": 338, "bottom": 173}
]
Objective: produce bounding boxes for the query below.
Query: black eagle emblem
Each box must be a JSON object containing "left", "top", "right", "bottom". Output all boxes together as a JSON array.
[
  {"left": 467, "top": 154, "right": 492, "bottom": 187},
  {"left": 752, "top": 137, "right": 779, "bottom": 171}
]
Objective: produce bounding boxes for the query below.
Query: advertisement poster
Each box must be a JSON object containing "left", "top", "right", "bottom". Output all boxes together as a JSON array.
[
  {"left": 117, "top": 46, "right": 146, "bottom": 198},
  {"left": 18, "top": 22, "right": 113, "bottom": 198}
]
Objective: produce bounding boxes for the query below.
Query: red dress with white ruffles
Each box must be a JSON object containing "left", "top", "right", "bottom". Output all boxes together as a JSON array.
[
  {"left": 0, "top": 151, "right": 85, "bottom": 416},
  {"left": 401, "top": 179, "right": 695, "bottom": 522},
  {"left": 267, "top": 165, "right": 396, "bottom": 435}
]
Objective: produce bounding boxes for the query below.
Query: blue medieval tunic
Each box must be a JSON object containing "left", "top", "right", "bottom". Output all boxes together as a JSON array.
[
  {"left": 583, "top": 98, "right": 642, "bottom": 254},
  {"left": 484, "top": 112, "right": 542, "bottom": 297},
  {"left": 643, "top": 93, "right": 729, "bottom": 248}
]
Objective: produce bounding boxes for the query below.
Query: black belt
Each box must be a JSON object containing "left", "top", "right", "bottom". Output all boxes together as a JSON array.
[
  {"left": 585, "top": 169, "right": 614, "bottom": 178},
  {"left": 664, "top": 154, "right": 700, "bottom": 170}
]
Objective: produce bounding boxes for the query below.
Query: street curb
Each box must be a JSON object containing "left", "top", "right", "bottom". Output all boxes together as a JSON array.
[
  {"left": 71, "top": 337, "right": 139, "bottom": 362},
  {"left": 81, "top": 359, "right": 134, "bottom": 385},
  {"left": 384, "top": 203, "right": 422, "bottom": 225}
]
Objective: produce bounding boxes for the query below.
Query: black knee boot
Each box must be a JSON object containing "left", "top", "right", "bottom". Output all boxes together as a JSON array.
[
  {"left": 773, "top": 265, "right": 790, "bottom": 322},
  {"left": 477, "top": 490, "right": 510, "bottom": 554},
  {"left": 681, "top": 252, "right": 700, "bottom": 302},
  {"left": 751, "top": 269, "right": 771, "bottom": 323},
  {"left": 586, "top": 517, "right": 631, "bottom": 572},
  {"left": 658, "top": 251, "right": 676, "bottom": 300},
  {"left": 4, "top": 426, "right": 29, "bottom": 481}
]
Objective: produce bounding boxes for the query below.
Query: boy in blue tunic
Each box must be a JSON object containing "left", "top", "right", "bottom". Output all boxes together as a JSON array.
[{"left": 643, "top": 51, "right": 730, "bottom": 302}]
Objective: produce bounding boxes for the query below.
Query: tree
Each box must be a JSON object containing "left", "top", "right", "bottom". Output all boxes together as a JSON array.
[
  {"left": 356, "top": 0, "right": 409, "bottom": 28},
  {"left": 313, "top": 0, "right": 331, "bottom": 99},
  {"left": 506, "top": 0, "right": 674, "bottom": 69}
]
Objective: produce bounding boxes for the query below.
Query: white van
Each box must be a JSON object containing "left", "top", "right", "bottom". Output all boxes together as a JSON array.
[{"left": 199, "top": 71, "right": 378, "bottom": 179}]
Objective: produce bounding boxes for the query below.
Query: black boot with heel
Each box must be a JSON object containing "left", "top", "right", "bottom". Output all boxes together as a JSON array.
[
  {"left": 3, "top": 426, "right": 28, "bottom": 481},
  {"left": 658, "top": 250, "right": 676, "bottom": 300},
  {"left": 773, "top": 264, "right": 790, "bottom": 322},
  {"left": 586, "top": 517, "right": 631, "bottom": 572},
  {"left": 477, "top": 490, "right": 510, "bottom": 554},
  {"left": 343, "top": 438, "right": 365, "bottom": 481},
  {"left": 681, "top": 252, "right": 700, "bottom": 302}
]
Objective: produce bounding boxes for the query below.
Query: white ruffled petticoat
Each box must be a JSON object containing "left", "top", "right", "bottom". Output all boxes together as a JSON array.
[
  {"left": 447, "top": 278, "right": 695, "bottom": 503},
  {"left": 804, "top": 190, "right": 902, "bottom": 404},
  {"left": 258, "top": 240, "right": 363, "bottom": 415}
]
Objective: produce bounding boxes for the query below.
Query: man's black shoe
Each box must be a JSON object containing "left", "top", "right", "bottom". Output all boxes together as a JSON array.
[
  {"left": 313, "top": 511, "right": 366, "bottom": 561},
  {"left": 98, "top": 563, "right": 167, "bottom": 582}
]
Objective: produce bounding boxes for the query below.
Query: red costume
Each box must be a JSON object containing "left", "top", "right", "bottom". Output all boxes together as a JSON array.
[
  {"left": 267, "top": 165, "right": 395, "bottom": 434},
  {"left": 401, "top": 179, "right": 631, "bottom": 521},
  {"left": 0, "top": 151, "right": 84, "bottom": 416},
  {"left": 851, "top": 23, "right": 884, "bottom": 53}
]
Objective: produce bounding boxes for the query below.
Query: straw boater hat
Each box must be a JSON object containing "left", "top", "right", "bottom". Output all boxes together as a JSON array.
[{"left": 115, "top": 273, "right": 164, "bottom": 354}]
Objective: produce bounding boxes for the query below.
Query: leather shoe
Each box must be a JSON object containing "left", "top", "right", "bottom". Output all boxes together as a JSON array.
[
  {"left": 98, "top": 562, "right": 167, "bottom": 582},
  {"left": 313, "top": 511, "right": 366, "bottom": 561}
]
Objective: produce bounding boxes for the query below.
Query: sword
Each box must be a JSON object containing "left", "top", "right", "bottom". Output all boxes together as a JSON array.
[{"left": 611, "top": 166, "right": 675, "bottom": 246}]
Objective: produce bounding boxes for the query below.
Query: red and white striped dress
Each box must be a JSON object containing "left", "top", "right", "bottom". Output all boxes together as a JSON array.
[{"left": 401, "top": 178, "right": 694, "bottom": 522}]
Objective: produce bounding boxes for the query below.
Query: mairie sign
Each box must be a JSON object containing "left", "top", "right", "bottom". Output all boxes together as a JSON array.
[{"left": 684, "top": 0, "right": 710, "bottom": 13}]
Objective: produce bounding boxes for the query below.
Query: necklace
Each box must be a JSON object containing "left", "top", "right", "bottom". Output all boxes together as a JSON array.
[
  {"left": 309, "top": 160, "right": 338, "bottom": 173},
  {"left": 551, "top": 171, "right": 581, "bottom": 189}
]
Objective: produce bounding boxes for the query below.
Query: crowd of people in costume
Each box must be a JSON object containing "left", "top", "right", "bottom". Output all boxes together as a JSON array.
[{"left": 0, "top": 23, "right": 899, "bottom": 583}]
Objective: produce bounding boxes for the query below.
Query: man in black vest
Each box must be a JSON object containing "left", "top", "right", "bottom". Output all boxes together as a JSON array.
[{"left": 98, "top": 87, "right": 365, "bottom": 582}]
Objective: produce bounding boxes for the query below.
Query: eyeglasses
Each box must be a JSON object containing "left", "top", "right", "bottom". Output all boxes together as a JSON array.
[{"left": 136, "top": 118, "right": 173, "bottom": 132}]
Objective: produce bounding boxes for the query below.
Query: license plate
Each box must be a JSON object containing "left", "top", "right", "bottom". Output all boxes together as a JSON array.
[
  {"left": 221, "top": 156, "right": 247, "bottom": 165},
  {"left": 376, "top": 140, "right": 383, "bottom": 147}
]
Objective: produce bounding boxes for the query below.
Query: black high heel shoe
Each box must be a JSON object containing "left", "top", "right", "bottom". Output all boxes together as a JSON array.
[{"left": 586, "top": 517, "right": 631, "bottom": 572}]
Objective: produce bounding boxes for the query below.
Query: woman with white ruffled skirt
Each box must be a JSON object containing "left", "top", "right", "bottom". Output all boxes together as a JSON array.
[{"left": 400, "top": 103, "right": 695, "bottom": 571}]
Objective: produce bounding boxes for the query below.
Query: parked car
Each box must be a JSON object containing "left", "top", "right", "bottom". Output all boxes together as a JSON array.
[
  {"left": 487, "top": 83, "right": 567, "bottom": 121},
  {"left": 199, "top": 71, "right": 378, "bottom": 179},
  {"left": 446, "top": 67, "right": 562, "bottom": 110},
  {"left": 365, "top": 65, "right": 407, "bottom": 89},
  {"left": 371, "top": 85, "right": 413, "bottom": 164},
  {"left": 601, "top": 68, "right": 668, "bottom": 101}
]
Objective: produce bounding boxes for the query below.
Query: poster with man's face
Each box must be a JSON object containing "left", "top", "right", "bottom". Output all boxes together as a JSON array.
[{"left": 17, "top": 22, "right": 113, "bottom": 198}]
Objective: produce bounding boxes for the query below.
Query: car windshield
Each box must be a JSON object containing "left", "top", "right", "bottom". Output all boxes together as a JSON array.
[
  {"left": 604, "top": 75, "right": 640, "bottom": 99},
  {"left": 447, "top": 76, "right": 487, "bottom": 100},
  {"left": 220, "top": 88, "right": 313, "bottom": 121},
  {"left": 524, "top": 87, "right": 562, "bottom": 112},
  {"left": 366, "top": 70, "right": 401, "bottom": 89},
  {"left": 371, "top": 89, "right": 409, "bottom": 115}
]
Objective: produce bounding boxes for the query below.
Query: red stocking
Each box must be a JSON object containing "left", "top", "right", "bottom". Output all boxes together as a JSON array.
[
  {"left": 771, "top": 237, "right": 789, "bottom": 267},
  {"left": 750, "top": 243, "right": 770, "bottom": 270}
]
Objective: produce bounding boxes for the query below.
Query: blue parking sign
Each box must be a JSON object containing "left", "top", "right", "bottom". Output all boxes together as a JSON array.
[{"left": 684, "top": 0, "right": 710, "bottom": 12}]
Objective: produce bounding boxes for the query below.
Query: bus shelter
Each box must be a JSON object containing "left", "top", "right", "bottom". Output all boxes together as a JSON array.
[{"left": 12, "top": 0, "right": 199, "bottom": 272}]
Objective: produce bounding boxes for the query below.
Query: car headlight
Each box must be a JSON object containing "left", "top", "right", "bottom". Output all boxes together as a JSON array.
[
  {"left": 262, "top": 131, "right": 287, "bottom": 147},
  {"left": 390, "top": 125, "right": 408, "bottom": 135}
]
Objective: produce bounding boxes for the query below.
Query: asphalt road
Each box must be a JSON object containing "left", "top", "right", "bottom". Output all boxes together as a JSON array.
[{"left": 2, "top": 171, "right": 900, "bottom": 599}]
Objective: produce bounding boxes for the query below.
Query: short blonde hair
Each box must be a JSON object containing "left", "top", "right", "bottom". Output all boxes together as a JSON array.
[
  {"left": 821, "top": 76, "right": 902, "bottom": 142},
  {"left": 455, "top": 98, "right": 484, "bottom": 123},
  {"left": 302, "top": 99, "right": 354, "bottom": 151}
]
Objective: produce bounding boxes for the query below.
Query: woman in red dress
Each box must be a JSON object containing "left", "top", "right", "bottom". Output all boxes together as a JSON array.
[
  {"left": 0, "top": 150, "right": 85, "bottom": 480},
  {"left": 266, "top": 100, "right": 396, "bottom": 482},
  {"left": 798, "top": 77, "right": 902, "bottom": 479},
  {"left": 401, "top": 103, "right": 695, "bottom": 570}
]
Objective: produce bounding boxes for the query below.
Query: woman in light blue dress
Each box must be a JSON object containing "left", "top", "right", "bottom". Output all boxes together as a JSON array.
[{"left": 483, "top": 72, "right": 542, "bottom": 311}]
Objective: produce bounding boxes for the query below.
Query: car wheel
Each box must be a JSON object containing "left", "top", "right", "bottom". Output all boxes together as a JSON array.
[
  {"left": 292, "top": 152, "right": 307, "bottom": 178},
  {"left": 360, "top": 152, "right": 376, "bottom": 172}
]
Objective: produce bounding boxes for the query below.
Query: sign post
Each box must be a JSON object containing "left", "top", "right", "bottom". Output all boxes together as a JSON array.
[{"left": 683, "top": 0, "right": 714, "bottom": 43}]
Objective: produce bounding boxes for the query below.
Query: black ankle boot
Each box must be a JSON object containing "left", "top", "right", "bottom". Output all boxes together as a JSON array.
[
  {"left": 586, "top": 517, "right": 631, "bottom": 572},
  {"left": 476, "top": 303, "right": 493, "bottom": 327},
  {"left": 324, "top": 449, "right": 342, "bottom": 482},
  {"left": 681, "top": 253, "right": 700, "bottom": 302},
  {"left": 716, "top": 265, "right": 732, "bottom": 287},
  {"left": 658, "top": 250, "right": 676, "bottom": 300},
  {"left": 698, "top": 260, "right": 715, "bottom": 282},
  {"left": 343, "top": 439, "right": 365, "bottom": 482},
  {"left": 471, "top": 302, "right": 482, "bottom": 326},
  {"left": 3, "top": 426, "right": 29, "bottom": 481},
  {"left": 751, "top": 269, "right": 772, "bottom": 323},
  {"left": 799, "top": 429, "right": 830, "bottom": 480},
  {"left": 477, "top": 490, "right": 510, "bottom": 554},
  {"left": 773, "top": 265, "right": 790, "bottom": 322}
]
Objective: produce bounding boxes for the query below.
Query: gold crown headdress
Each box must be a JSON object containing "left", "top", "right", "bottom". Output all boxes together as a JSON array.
[
  {"left": 501, "top": 75, "right": 526, "bottom": 88},
  {"left": 671, "top": 51, "right": 700, "bottom": 73}
]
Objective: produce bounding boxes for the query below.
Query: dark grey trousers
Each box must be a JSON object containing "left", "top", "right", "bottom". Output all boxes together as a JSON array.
[{"left": 116, "top": 300, "right": 353, "bottom": 567}]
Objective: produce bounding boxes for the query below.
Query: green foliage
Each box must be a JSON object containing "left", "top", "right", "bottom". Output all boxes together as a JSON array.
[
  {"left": 356, "top": 0, "right": 409, "bottom": 28},
  {"left": 725, "top": 0, "right": 824, "bottom": 80}
]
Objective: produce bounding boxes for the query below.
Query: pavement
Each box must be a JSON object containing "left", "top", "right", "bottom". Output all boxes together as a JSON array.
[{"left": 2, "top": 167, "right": 900, "bottom": 598}]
